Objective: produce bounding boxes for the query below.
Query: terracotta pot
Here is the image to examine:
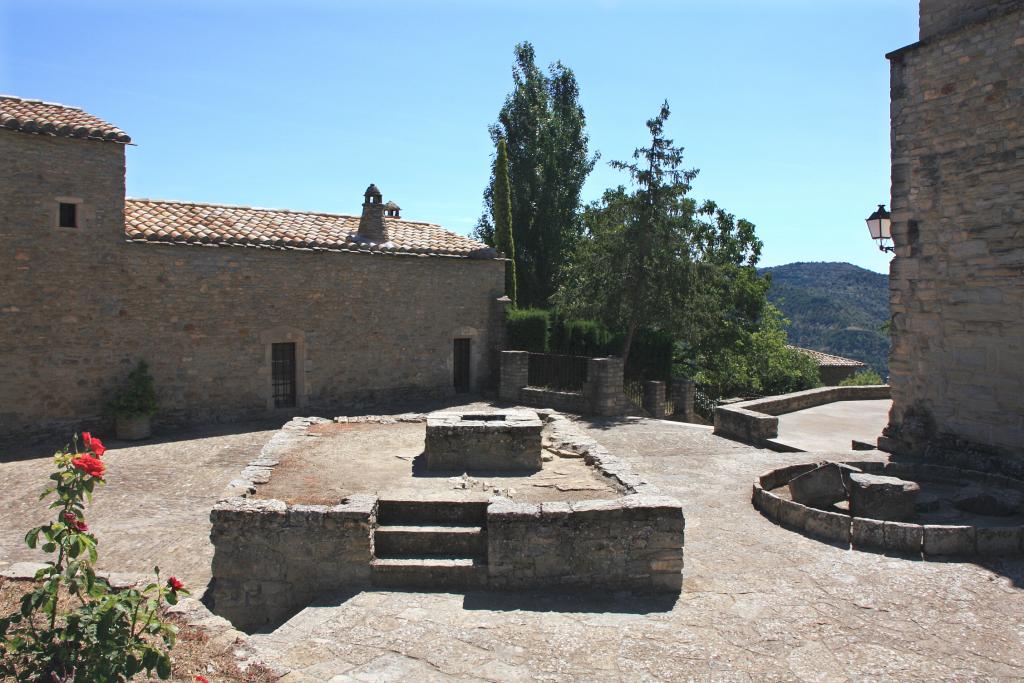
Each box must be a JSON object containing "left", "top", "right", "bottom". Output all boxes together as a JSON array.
[{"left": 115, "top": 414, "right": 151, "bottom": 441}]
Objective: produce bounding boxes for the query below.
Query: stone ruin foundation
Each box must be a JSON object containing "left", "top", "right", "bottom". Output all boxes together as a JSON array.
[
  {"left": 752, "top": 460, "right": 1024, "bottom": 558},
  {"left": 424, "top": 409, "right": 543, "bottom": 471}
]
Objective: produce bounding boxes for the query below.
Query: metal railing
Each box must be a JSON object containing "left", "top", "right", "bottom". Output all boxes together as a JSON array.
[{"left": 527, "top": 353, "right": 589, "bottom": 392}]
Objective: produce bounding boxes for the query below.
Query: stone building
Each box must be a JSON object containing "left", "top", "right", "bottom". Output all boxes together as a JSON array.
[
  {"left": 787, "top": 346, "right": 867, "bottom": 386},
  {"left": 884, "top": 1, "right": 1024, "bottom": 471},
  {"left": 0, "top": 96, "right": 506, "bottom": 442}
]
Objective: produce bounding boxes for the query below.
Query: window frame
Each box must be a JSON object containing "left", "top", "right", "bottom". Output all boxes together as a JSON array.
[{"left": 54, "top": 197, "right": 84, "bottom": 229}]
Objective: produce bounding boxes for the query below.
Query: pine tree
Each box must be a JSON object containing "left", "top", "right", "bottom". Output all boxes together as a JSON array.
[{"left": 491, "top": 137, "right": 517, "bottom": 306}]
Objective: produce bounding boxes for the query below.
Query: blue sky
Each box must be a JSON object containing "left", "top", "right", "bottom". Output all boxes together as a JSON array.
[{"left": 1, "top": 1, "right": 917, "bottom": 273}]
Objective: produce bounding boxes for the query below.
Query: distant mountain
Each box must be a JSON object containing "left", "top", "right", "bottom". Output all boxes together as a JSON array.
[{"left": 758, "top": 262, "right": 890, "bottom": 377}]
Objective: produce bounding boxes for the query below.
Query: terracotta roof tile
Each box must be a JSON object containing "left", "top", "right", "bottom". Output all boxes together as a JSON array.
[
  {"left": 124, "top": 198, "right": 498, "bottom": 259},
  {"left": 0, "top": 95, "right": 131, "bottom": 143},
  {"left": 788, "top": 345, "right": 866, "bottom": 367}
]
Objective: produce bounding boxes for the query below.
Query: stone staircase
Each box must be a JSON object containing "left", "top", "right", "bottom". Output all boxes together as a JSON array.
[{"left": 371, "top": 496, "right": 489, "bottom": 590}]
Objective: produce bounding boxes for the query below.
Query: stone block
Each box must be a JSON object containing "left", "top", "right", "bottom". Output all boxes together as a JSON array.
[
  {"left": 923, "top": 525, "right": 976, "bottom": 556},
  {"left": 851, "top": 517, "right": 886, "bottom": 550},
  {"left": 848, "top": 473, "right": 920, "bottom": 522},
  {"left": 804, "top": 508, "right": 851, "bottom": 543},
  {"left": 975, "top": 526, "right": 1023, "bottom": 556},
  {"left": 789, "top": 462, "right": 861, "bottom": 507},
  {"left": 777, "top": 500, "right": 809, "bottom": 530},
  {"left": 425, "top": 409, "right": 543, "bottom": 471},
  {"left": 952, "top": 486, "right": 1024, "bottom": 517},
  {"left": 882, "top": 521, "right": 924, "bottom": 554}
]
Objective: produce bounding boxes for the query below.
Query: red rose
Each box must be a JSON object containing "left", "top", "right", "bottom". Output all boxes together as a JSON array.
[
  {"left": 76, "top": 519, "right": 89, "bottom": 532},
  {"left": 63, "top": 511, "right": 77, "bottom": 525},
  {"left": 167, "top": 576, "right": 184, "bottom": 591},
  {"left": 71, "top": 455, "right": 106, "bottom": 478},
  {"left": 81, "top": 432, "right": 106, "bottom": 457}
]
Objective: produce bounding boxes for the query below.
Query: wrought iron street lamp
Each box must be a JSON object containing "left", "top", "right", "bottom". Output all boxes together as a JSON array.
[{"left": 865, "top": 204, "right": 894, "bottom": 253}]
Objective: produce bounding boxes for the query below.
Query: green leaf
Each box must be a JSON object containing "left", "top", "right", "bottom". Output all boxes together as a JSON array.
[{"left": 155, "top": 654, "right": 172, "bottom": 679}]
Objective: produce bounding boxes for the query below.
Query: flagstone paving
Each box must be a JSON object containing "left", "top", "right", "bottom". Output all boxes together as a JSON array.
[
  {"left": 0, "top": 422, "right": 278, "bottom": 589},
  {"left": 2, "top": 413, "right": 1023, "bottom": 680},
  {"left": 251, "top": 417, "right": 1024, "bottom": 681}
]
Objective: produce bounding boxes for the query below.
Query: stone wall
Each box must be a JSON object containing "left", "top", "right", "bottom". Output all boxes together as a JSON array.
[
  {"left": 714, "top": 385, "right": 892, "bottom": 445},
  {"left": 499, "top": 351, "right": 626, "bottom": 416},
  {"left": 487, "top": 495, "right": 685, "bottom": 592},
  {"left": 885, "top": 3, "right": 1024, "bottom": 465},
  {"left": 0, "top": 129, "right": 505, "bottom": 443},
  {"left": 207, "top": 495, "right": 375, "bottom": 631},
  {"left": 919, "top": 0, "right": 1023, "bottom": 39}
]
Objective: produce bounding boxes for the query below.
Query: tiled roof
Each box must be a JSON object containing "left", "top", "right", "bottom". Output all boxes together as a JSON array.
[
  {"left": 788, "top": 346, "right": 866, "bottom": 368},
  {"left": 0, "top": 95, "right": 131, "bottom": 143},
  {"left": 124, "top": 198, "right": 499, "bottom": 259}
]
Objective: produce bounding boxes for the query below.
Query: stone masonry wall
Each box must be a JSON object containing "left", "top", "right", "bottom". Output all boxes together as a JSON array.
[
  {"left": 207, "top": 495, "right": 375, "bottom": 632},
  {"left": 886, "top": 5, "right": 1024, "bottom": 463},
  {"left": 487, "top": 495, "right": 685, "bottom": 592},
  {"left": 0, "top": 130, "right": 505, "bottom": 442}
]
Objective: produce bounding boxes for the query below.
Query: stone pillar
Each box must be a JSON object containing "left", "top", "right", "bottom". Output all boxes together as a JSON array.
[
  {"left": 587, "top": 357, "right": 625, "bottom": 417},
  {"left": 488, "top": 296, "right": 512, "bottom": 390},
  {"left": 499, "top": 351, "right": 528, "bottom": 403},
  {"left": 643, "top": 381, "right": 667, "bottom": 418},
  {"left": 671, "top": 379, "right": 696, "bottom": 422}
]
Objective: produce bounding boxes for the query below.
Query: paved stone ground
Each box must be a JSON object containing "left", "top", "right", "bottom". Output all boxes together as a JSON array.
[
  {"left": 3, "top": 414, "right": 1022, "bottom": 680},
  {"left": 0, "top": 422, "right": 276, "bottom": 590},
  {"left": 250, "top": 417, "right": 1024, "bottom": 681},
  {"left": 772, "top": 399, "right": 892, "bottom": 452}
]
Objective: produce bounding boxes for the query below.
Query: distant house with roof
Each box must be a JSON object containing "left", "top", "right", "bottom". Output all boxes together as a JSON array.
[
  {"left": 0, "top": 95, "right": 506, "bottom": 441},
  {"left": 787, "top": 346, "right": 867, "bottom": 386}
]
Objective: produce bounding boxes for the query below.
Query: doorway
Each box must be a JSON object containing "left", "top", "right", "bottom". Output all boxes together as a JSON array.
[{"left": 453, "top": 338, "right": 471, "bottom": 394}]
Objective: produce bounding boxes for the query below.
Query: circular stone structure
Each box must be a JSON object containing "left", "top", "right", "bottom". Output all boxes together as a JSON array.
[{"left": 752, "top": 460, "right": 1024, "bottom": 558}]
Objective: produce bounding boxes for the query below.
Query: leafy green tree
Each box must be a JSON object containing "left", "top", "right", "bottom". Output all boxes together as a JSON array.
[
  {"left": 475, "top": 42, "right": 597, "bottom": 308},
  {"left": 491, "top": 137, "right": 517, "bottom": 306},
  {"left": 839, "top": 369, "right": 885, "bottom": 386},
  {"left": 692, "top": 305, "right": 822, "bottom": 403},
  {"left": 554, "top": 102, "right": 763, "bottom": 368}
]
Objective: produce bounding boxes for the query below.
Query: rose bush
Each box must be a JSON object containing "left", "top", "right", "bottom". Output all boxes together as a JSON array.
[{"left": 0, "top": 433, "right": 184, "bottom": 681}]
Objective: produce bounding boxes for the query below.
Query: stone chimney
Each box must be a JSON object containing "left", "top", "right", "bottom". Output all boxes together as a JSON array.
[
  {"left": 357, "top": 183, "right": 387, "bottom": 242},
  {"left": 384, "top": 201, "right": 401, "bottom": 219}
]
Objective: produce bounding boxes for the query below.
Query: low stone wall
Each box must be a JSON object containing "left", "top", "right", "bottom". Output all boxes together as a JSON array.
[
  {"left": 487, "top": 495, "right": 684, "bottom": 591},
  {"left": 206, "top": 495, "right": 376, "bottom": 632},
  {"left": 207, "top": 409, "right": 684, "bottom": 631},
  {"left": 714, "top": 385, "right": 891, "bottom": 444},
  {"left": 500, "top": 351, "right": 626, "bottom": 416},
  {"left": 752, "top": 461, "right": 1024, "bottom": 558},
  {"left": 520, "top": 387, "right": 589, "bottom": 414}
]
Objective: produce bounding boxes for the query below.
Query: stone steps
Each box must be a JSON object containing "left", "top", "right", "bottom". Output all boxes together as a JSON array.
[
  {"left": 376, "top": 496, "right": 488, "bottom": 526},
  {"left": 370, "top": 557, "right": 488, "bottom": 590},
  {"left": 372, "top": 497, "right": 490, "bottom": 590},
  {"left": 375, "top": 524, "right": 486, "bottom": 559}
]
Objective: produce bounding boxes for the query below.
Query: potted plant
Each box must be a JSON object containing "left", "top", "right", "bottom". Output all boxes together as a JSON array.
[{"left": 107, "top": 360, "right": 158, "bottom": 440}]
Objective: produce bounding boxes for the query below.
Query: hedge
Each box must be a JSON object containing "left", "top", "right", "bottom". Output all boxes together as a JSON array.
[{"left": 506, "top": 308, "right": 550, "bottom": 352}]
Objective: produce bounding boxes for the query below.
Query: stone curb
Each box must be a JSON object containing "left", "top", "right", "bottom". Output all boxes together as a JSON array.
[{"left": 752, "top": 461, "right": 1024, "bottom": 558}]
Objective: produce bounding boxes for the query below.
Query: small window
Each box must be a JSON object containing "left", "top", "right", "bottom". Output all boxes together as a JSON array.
[{"left": 59, "top": 202, "right": 77, "bottom": 228}]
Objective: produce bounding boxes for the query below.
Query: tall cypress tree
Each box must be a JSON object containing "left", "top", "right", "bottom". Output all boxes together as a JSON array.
[
  {"left": 491, "top": 137, "right": 517, "bottom": 306},
  {"left": 474, "top": 42, "right": 596, "bottom": 308}
]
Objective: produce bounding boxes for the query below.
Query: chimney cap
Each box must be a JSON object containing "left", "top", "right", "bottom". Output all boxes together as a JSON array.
[
  {"left": 364, "top": 183, "right": 382, "bottom": 199},
  {"left": 384, "top": 201, "right": 400, "bottom": 210}
]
